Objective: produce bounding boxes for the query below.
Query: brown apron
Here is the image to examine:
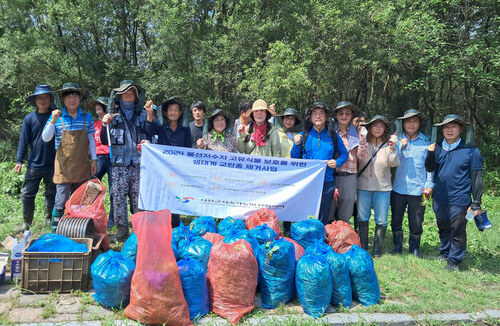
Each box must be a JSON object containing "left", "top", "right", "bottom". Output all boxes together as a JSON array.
[{"left": 53, "top": 113, "right": 91, "bottom": 184}]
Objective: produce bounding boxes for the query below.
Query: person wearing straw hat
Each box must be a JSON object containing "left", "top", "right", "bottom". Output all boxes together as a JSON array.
[
  {"left": 88, "top": 96, "right": 114, "bottom": 228},
  {"left": 390, "top": 109, "right": 434, "bottom": 257},
  {"left": 425, "top": 114, "right": 483, "bottom": 271},
  {"left": 237, "top": 99, "right": 281, "bottom": 157},
  {"left": 328, "top": 101, "right": 361, "bottom": 224},
  {"left": 275, "top": 108, "right": 301, "bottom": 158},
  {"left": 13, "top": 85, "right": 57, "bottom": 232},
  {"left": 101, "top": 80, "right": 148, "bottom": 242},
  {"left": 290, "top": 102, "right": 349, "bottom": 225},
  {"left": 356, "top": 115, "right": 400, "bottom": 257},
  {"left": 42, "top": 82, "right": 97, "bottom": 231},
  {"left": 197, "top": 109, "right": 237, "bottom": 152}
]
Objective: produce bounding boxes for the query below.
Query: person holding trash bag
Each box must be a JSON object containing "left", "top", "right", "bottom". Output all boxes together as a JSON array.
[
  {"left": 101, "top": 80, "right": 148, "bottom": 242},
  {"left": 391, "top": 109, "right": 434, "bottom": 257},
  {"left": 237, "top": 99, "right": 281, "bottom": 157},
  {"left": 144, "top": 97, "right": 191, "bottom": 228},
  {"left": 328, "top": 101, "right": 360, "bottom": 224},
  {"left": 88, "top": 97, "right": 115, "bottom": 228},
  {"left": 14, "top": 85, "right": 57, "bottom": 232},
  {"left": 356, "top": 115, "right": 399, "bottom": 258},
  {"left": 290, "top": 102, "right": 349, "bottom": 225},
  {"left": 197, "top": 109, "right": 237, "bottom": 152},
  {"left": 425, "top": 114, "right": 483, "bottom": 271},
  {"left": 42, "top": 83, "right": 97, "bottom": 231}
]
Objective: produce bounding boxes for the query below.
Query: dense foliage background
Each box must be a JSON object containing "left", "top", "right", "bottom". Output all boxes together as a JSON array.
[{"left": 1, "top": 0, "right": 499, "bottom": 182}]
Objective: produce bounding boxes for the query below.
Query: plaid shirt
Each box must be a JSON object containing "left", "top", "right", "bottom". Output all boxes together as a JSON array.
[{"left": 336, "top": 129, "right": 358, "bottom": 173}]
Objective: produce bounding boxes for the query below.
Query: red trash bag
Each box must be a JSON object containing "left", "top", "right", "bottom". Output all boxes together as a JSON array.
[
  {"left": 207, "top": 239, "right": 258, "bottom": 325},
  {"left": 245, "top": 208, "right": 282, "bottom": 236},
  {"left": 124, "top": 210, "right": 192, "bottom": 326},
  {"left": 202, "top": 232, "right": 224, "bottom": 245},
  {"left": 64, "top": 178, "right": 109, "bottom": 250},
  {"left": 280, "top": 236, "right": 305, "bottom": 261},
  {"left": 325, "top": 220, "right": 361, "bottom": 254}
]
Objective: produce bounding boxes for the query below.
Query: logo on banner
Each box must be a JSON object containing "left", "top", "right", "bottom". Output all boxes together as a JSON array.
[{"left": 176, "top": 196, "right": 194, "bottom": 203}]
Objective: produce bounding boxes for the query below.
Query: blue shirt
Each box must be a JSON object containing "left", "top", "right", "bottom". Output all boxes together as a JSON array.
[
  {"left": 16, "top": 111, "right": 56, "bottom": 169},
  {"left": 429, "top": 139, "right": 482, "bottom": 206},
  {"left": 145, "top": 121, "right": 192, "bottom": 148},
  {"left": 44, "top": 108, "right": 95, "bottom": 150},
  {"left": 290, "top": 127, "right": 349, "bottom": 183},
  {"left": 393, "top": 132, "right": 434, "bottom": 196}
]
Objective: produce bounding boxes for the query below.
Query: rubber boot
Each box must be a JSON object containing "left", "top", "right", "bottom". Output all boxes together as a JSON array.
[
  {"left": 409, "top": 235, "right": 422, "bottom": 258},
  {"left": 44, "top": 206, "right": 52, "bottom": 226},
  {"left": 357, "top": 221, "right": 369, "bottom": 250},
  {"left": 15, "top": 212, "right": 34, "bottom": 233},
  {"left": 391, "top": 230, "right": 404, "bottom": 254},
  {"left": 51, "top": 209, "right": 64, "bottom": 233},
  {"left": 283, "top": 221, "right": 292, "bottom": 236},
  {"left": 109, "top": 227, "right": 129, "bottom": 243},
  {"left": 373, "top": 224, "right": 387, "bottom": 258}
]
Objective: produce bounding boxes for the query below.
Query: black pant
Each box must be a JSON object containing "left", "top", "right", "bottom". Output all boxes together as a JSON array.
[
  {"left": 21, "top": 167, "right": 56, "bottom": 219},
  {"left": 390, "top": 191, "right": 424, "bottom": 238}
]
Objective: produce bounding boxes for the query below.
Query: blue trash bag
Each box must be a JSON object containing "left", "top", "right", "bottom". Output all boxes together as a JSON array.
[
  {"left": 121, "top": 232, "right": 137, "bottom": 263},
  {"left": 295, "top": 254, "right": 332, "bottom": 318},
  {"left": 172, "top": 239, "right": 179, "bottom": 260},
  {"left": 249, "top": 224, "right": 278, "bottom": 246},
  {"left": 91, "top": 250, "right": 135, "bottom": 309},
  {"left": 343, "top": 245, "right": 380, "bottom": 306},
  {"left": 172, "top": 223, "right": 190, "bottom": 248},
  {"left": 217, "top": 216, "right": 246, "bottom": 237},
  {"left": 306, "top": 241, "right": 352, "bottom": 308},
  {"left": 177, "top": 258, "right": 210, "bottom": 320},
  {"left": 178, "top": 232, "right": 213, "bottom": 270},
  {"left": 291, "top": 219, "right": 326, "bottom": 250},
  {"left": 257, "top": 238, "right": 296, "bottom": 308},
  {"left": 189, "top": 216, "right": 216, "bottom": 236},
  {"left": 27, "top": 233, "right": 88, "bottom": 252},
  {"left": 223, "top": 229, "right": 263, "bottom": 259}
]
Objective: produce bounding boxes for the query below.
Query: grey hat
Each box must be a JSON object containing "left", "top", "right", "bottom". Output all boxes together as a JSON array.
[
  {"left": 362, "top": 115, "right": 391, "bottom": 128},
  {"left": 396, "top": 109, "right": 425, "bottom": 121},
  {"left": 112, "top": 80, "right": 143, "bottom": 96},
  {"left": 333, "top": 101, "right": 360, "bottom": 116},
  {"left": 434, "top": 114, "right": 467, "bottom": 127},
  {"left": 277, "top": 108, "right": 301, "bottom": 126},
  {"left": 87, "top": 97, "right": 109, "bottom": 110},
  {"left": 57, "top": 82, "right": 87, "bottom": 100},
  {"left": 26, "top": 85, "right": 54, "bottom": 107}
]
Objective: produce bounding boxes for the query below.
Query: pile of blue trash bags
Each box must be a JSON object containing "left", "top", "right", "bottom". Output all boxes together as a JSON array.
[{"left": 91, "top": 216, "right": 380, "bottom": 319}]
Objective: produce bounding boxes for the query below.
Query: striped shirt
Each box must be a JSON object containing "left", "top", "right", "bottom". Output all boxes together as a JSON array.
[{"left": 43, "top": 108, "right": 95, "bottom": 149}]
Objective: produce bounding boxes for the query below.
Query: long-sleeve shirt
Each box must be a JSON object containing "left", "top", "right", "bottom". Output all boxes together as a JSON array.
[
  {"left": 42, "top": 108, "right": 96, "bottom": 160},
  {"left": 94, "top": 119, "right": 109, "bottom": 155},
  {"left": 393, "top": 132, "right": 434, "bottom": 196},
  {"left": 145, "top": 121, "right": 192, "bottom": 148},
  {"left": 15, "top": 111, "right": 56, "bottom": 169},
  {"left": 290, "top": 127, "right": 349, "bottom": 183},
  {"left": 357, "top": 140, "right": 400, "bottom": 191},
  {"left": 425, "top": 139, "right": 482, "bottom": 206}
]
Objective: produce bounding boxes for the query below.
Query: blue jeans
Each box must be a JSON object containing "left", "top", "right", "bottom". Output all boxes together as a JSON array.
[
  {"left": 432, "top": 201, "right": 468, "bottom": 264},
  {"left": 357, "top": 190, "right": 391, "bottom": 226},
  {"left": 95, "top": 154, "right": 114, "bottom": 224}
]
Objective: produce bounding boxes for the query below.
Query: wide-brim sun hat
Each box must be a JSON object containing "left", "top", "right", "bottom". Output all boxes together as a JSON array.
[
  {"left": 87, "top": 96, "right": 109, "bottom": 109},
  {"left": 112, "top": 80, "right": 144, "bottom": 96},
  {"left": 277, "top": 108, "right": 301, "bottom": 126},
  {"left": 161, "top": 96, "right": 183, "bottom": 112},
  {"left": 362, "top": 115, "right": 392, "bottom": 128},
  {"left": 208, "top": 109, "right": 233, "bottom": 131},
  {"left": 305, "top": 101, "right": 331, "bottom": 121},
  {"left": 245, "top": 99, "right": 276, "bottom": 120},
  {"left": 56, "top": 82, "right": 88, "bottom": 100},
  {"left": 26, "top": 85, "right": 54, "bottom": 107},
  {"left": 396, "top": 109, "right": 425, "bottom": 121},
  {"left": 434, "top": 114, "right": 467, "bottom": 127},
  {"left": 333, "top": 101, "right": 360, "bottom": 116}
]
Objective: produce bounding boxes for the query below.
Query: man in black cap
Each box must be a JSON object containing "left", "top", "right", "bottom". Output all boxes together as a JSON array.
[
  {"left": 14, "top": 85, "right": 57, "bottom": 232},
  {"left": 101, "top": 80, "right": 148, "bottom": 242}
]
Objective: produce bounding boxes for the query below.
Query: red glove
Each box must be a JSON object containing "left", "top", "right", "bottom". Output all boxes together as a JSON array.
[{"left": 137, "top": 140, "right": 150, "bottom": 152}]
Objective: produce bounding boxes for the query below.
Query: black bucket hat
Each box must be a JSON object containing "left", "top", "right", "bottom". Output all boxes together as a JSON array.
[
  {"left": 57, "top": 82, "right": 87, "bottom": 100},
  {"left": 305, "top": 102, "right": 331, "bottom": 121},
  {"left": 277, "top": 108, "right": 301, "bottom": 126},
  {"left": 208, "top": 109, "right": 234, "bottom": 132},
  {"left": 26, "top": 85, "right": 54, "bottom": 107}
]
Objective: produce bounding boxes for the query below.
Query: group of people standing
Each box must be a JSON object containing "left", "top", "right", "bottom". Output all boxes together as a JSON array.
[{"left": 15, "top": 80, "right": 483, "bottom": 271}]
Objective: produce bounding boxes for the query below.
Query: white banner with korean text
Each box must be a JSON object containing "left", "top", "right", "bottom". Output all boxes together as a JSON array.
[{"left": 138, "top": 144, "right": 326, "bottom": 221}]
